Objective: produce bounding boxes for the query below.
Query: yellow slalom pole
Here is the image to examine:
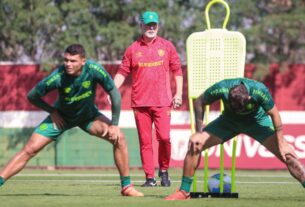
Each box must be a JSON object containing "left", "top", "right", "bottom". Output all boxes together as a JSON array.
[
  {"left": 231, "top": 136, "right": 237, "bottom": 192},
  {"left": 203, "top": 105, "right": 210, "bottom": 193},
  {"left": 189, "top": 97, "right": 197, "bottom": 192},
  {"left": 219, "top": 101, "right": 225, "bottom": 193}
]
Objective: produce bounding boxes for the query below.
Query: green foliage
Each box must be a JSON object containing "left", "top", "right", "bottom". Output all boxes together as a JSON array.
[
  {"left": 237, "top": 0, "right": 305, "bottom": 67},
  {"left": 0, "top": 0, "right": 304, "bottom": 70},
  {"left": 0, "top": 0, "right": 62, "bottom": 63}
]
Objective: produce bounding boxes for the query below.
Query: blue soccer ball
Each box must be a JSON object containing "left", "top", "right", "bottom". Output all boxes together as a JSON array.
[{"left": 208, "top": 173, "right": 231, "bottom": 193}]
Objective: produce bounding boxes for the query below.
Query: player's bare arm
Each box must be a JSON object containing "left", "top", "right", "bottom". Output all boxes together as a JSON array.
[
  {"left": 108, "top": 125, "right": 121, "bottom": 144},
  {"left": 267, "top": 106, "right": 305, "bottom": 183},
  {"left": 267, "top": 106, "right": 297, "bottom": 161},
  {"left": 193, "top": 93, "right": 207, "bottom": 132}
]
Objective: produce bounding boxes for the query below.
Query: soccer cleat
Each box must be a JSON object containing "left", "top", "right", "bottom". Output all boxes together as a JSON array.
[
  {"left": 159, "top": 171, "right": 171, "bottom": 187},
  {"left": 0, "top": 177, "right": 5, "bottom": 186},
  {"left": 141, "top": 178, "right": 157, "bottom": 187},
  {"left": 121, "top": 185, "right": 144, "bottom": 197},
  {"left": 165, "top": 190, "right": 190, "bottom": 200}
]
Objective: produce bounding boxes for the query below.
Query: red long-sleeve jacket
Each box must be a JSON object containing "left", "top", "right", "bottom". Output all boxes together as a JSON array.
[{"left": 118, "top": 36, "right": 182, "bottom": 107}]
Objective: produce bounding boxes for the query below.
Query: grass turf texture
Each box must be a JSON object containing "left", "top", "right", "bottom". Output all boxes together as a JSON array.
[{"left": 0, "top": 169, "right": 304, "bottom": 207}]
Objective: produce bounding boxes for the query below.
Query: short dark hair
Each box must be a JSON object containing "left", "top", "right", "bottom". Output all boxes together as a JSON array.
[
  {"left": 228, "top": 83, "right": 249, "bottom": 113},
  {"left": 64, "top": 44, "right": 86, "bottom": 58}
]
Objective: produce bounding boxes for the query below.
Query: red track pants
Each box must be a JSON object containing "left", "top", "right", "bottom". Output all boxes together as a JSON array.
[{"left": 133, "top": 106, "right": 171, "bottom": 179}]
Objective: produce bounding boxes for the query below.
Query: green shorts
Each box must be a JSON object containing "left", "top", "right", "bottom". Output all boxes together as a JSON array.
[
  {"left": 204, "top": 114, "right": 275, "bottom": 143},
  {"left": 33, "top": 112, "right": 102, "bottom": 141}
]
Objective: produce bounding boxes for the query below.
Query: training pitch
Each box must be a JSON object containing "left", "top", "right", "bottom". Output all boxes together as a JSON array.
[{"left": 0, "top": 168, "right": 303, "bottom": 207}]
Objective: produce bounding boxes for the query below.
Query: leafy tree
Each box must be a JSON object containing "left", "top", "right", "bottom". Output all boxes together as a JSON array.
[
  {"left": 0, "top": 0, "right": 62, "bottom": 63},
  {"left": 0, "top": 0, "right": 304, "bottom": 72}
]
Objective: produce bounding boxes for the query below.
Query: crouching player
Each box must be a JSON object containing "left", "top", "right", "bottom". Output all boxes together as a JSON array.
[
  {"left": 0, "top": 44, "right": 143, "bottom": 197},
  {"left": 166, "top": 77, "right": 305, "bottom": 200}
]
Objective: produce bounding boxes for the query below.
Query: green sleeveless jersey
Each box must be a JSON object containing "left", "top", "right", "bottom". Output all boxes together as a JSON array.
[
  {"left": 33, "top": 60, "right": 114, "bottom": 123},
  {"left": 203, "top": 78, "right": 275, "bottom": 121}
]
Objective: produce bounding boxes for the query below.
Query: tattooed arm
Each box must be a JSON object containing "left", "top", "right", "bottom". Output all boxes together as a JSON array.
[{"left": 267, "top": 106, "right": 305, "bottom": 185}]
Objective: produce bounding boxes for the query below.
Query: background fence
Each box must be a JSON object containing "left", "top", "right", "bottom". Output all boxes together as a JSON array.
[{"left": 0, "top": 64, "right": 304, "bottom": 168}]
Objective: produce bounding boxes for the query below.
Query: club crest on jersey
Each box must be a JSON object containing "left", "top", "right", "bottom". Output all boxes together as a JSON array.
[
  {"left": 64, "top": 87, "right": 72, "bottom": 93},
  {"left": 136, "top": 52, "right": 143, "bottom": 58},
  {"left": 82, "top": 81, "right": 91, "bottom": 88},
  {"left": 39, "top": 123, "right": 48, "bottom": 131},
  {"left": 158, "top": 49, "right": 165, "bottom": 57}
]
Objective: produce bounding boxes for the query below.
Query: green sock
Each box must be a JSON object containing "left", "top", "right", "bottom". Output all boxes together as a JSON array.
[
  {"left": 179, "top": 176, "right": 193, "bottom": 193},
  {"left": 302, "top": 181, "right": 305, "bottom": 188},
  {"left": 120, "top": 176, "right": 131, "bottom": 188},
  {"left": 0, "top": 177, "right": 5, "bottom": 186}
]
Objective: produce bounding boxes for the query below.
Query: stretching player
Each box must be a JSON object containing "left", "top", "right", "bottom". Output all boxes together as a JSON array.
[
  {"left": 166, "top": 77, "right": 305, "bottom": 200},
  {"left": 0, "top": 44, "right": 143, "bottom": 197}
]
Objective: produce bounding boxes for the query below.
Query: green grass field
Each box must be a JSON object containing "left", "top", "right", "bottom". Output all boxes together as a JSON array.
[{"left": 0, "top": 168, "right": 304, "bottom": 207}]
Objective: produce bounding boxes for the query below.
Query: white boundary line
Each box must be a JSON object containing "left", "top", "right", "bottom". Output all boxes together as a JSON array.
[{"left": 15, "top": 173, "right": 292, "bottom": 178}]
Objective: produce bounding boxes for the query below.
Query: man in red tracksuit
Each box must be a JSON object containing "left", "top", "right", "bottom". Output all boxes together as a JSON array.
[{"left": 114, "top": 11, "right": 183, "bottom": 187}]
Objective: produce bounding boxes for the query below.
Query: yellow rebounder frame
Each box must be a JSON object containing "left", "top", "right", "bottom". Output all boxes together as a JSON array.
[{"left": 187, "top": 0, "right": 245, "bottom": 198}]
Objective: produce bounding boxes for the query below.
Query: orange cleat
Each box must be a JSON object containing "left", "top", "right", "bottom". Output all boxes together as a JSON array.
[
  {"left": 165, "top": 190, "right": 190, "bottom": 200},
  {"left": 121, "top": 185, "right": 144, "bottom": 197}
]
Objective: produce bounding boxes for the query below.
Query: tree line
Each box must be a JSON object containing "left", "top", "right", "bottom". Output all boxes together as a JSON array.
[{"left": 0, "top": 0, "right": 304, "bottom": 73}]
